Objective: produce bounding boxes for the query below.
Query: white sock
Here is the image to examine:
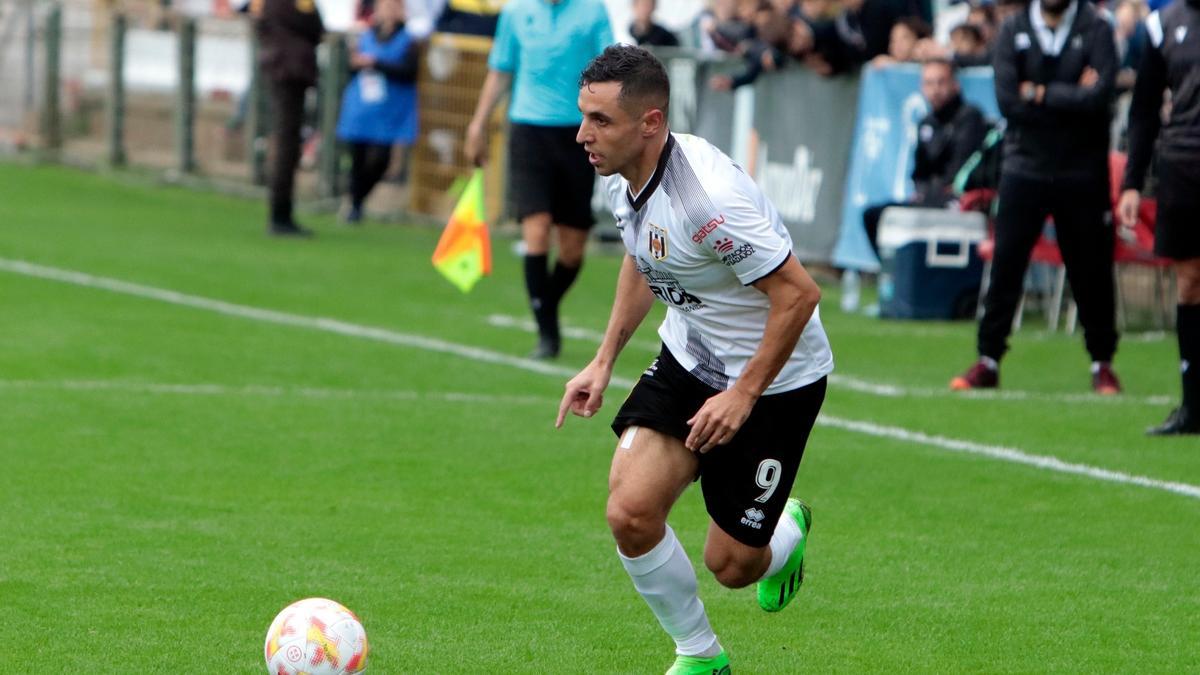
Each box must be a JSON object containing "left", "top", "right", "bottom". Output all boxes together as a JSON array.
[
  {"left": 761, "top": 510, "right": 803, "bottom": 579},
  {"left": 619, "top": 525, "right": 720, "bottom": 657},
  {"left": 980, "top": 356, "right": 999, "bottom": 371}
]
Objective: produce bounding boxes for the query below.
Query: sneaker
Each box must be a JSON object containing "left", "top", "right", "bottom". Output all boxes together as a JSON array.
[
  {"left": 268, "top": 222, "right": 314, "bottom": 238},
  {"left": 528, "top": 336, "right": 561, "bottom": 360},
  {"left": 757, "top": 498, "right": 811, "bottom": 613},
  {"left": 340, "top": 204, "right": 363, "bottom": 225},
  {"left": 950, "top": 360, "right": 998, "bottom": 391},
  {"left": 1092, "top": 363, "right": 1122, "bottom": 396},
  {"left": 666, "top": 649, "right": 731, "bottom": 675},
  {"left": 1147, "top": 406, "right": 1200, "bottom": 435}
]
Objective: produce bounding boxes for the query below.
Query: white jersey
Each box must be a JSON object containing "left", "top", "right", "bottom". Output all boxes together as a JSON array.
[{"left": 603, "top": 133, "right": 834, "bottom": 394}]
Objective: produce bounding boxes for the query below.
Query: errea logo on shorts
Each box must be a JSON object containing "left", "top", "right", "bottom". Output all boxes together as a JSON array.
[{"left": 741, "top": 508, "right": 766, "bottom": 529}]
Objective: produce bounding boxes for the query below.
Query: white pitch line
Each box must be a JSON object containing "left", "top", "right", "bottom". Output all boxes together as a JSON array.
[
  {"left": 488, "top": 311, "right": 1174, "bottom": 407},
  {"left": 0, "top": 378, "right": 557, "bottom": 405},
  {"left": 819, "top": 416, "right": 1200, "bottom": 500},
  {"left": 829, "top": 374, "right": 1174, "bottom": 407},
  {"left": 486, "top": 313, "right": 661, "bottom": 353},
  {"left": 3, "top": 257, "right": 1195, "bottom": 502},
  {"left": 0, "top": 258, "right": 630, "bottom": 386}
]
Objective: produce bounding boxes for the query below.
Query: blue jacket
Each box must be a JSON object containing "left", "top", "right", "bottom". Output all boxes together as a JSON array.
[{"left": 336, "top": 26, "right": 419, "bottom": 145}]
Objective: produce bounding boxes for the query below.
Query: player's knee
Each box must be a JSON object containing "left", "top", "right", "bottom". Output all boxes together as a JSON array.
[{"left": 605, "top": 498, "right": 663, "bottom": 553}]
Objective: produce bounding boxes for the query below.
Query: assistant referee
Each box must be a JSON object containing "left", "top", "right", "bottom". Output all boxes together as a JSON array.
[
  {"left": 1118, "top": 0, "right": 1200, "bottom": 435},
  {"left": 464, "top": 0, "right": 613, "bottom": 360}
]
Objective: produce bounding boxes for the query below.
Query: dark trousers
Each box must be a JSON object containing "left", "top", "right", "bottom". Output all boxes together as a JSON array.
[
  {"left": 348, "top": 142, "right": 393, "bottom": 210},
  {"left": 862, "top": 201, "right": 908, "bottom": 257},
  {"left": 978, "top": 172, "right": 1118, "bottom": 362},
  {"left": 267, "top": 78, "right": 308, "bottom": 226}
]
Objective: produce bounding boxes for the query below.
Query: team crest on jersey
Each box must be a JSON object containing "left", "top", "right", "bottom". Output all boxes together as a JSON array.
[{"left": 648, "top": 223, "right": 668, "bottom": 261}]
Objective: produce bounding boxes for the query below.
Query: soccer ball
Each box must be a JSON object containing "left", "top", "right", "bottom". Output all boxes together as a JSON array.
[{"left": 264, "top": 597, "right": 369, "bottom": 675}]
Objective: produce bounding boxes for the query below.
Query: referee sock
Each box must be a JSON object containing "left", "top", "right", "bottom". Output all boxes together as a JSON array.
[
  {"left": 549, "top": 260, "right": 582, "bottom": 305},
  {"left": 1178, "top": 304, "right": 1200, "bottom": 408},
  {"left": 523, "top": 254, "right": 556, "bottom": 340},
  {"left": 619, "top": 525, "right": 720, "bottom": 657}
]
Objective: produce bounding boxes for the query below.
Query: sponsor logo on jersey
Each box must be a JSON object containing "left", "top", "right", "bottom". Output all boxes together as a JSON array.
[
  {"left": 636, "top": 258, "right": 705, "bottom": 312},
  {"left": 713, "top": 237, "right": 735, "bottom": 254},
  {"left": 648, "top": 223, "right": 668, "bottom": 261},
  {"left": 691, "top": 214, "right": 725, "bottom": 243},
  {"left": 721, "top": 242, "right": 756, "bottom": 266},
  {"left": 740, "top": 507, "right": 766, "bottom": 529}
]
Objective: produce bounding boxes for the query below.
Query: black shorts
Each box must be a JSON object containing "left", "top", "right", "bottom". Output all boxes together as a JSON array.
[
  {"left": 1154, "top": 158, "right": 1200, "bottom": 260},
  {"left": 508, "top": 123, "right": 596, "bottom": 230},
  {"left": 612, "top": 346, "right": 827, "bottom": 547}
]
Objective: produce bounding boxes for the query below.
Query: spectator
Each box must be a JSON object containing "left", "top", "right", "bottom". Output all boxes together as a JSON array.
[
  {"left": 871, "top": 15, "right": 933, "bottom": 65},
  {"left": 336, "top": 0, "right": 419, "bottom": 224},
  {"left": 966, "top": 1, "right": 998, "bottom": 45},
  {"left": 253, "top": 0, "right": 324, "bottom": 237},
  {"left": 709, "top": 0, "right": 796, "bottom": 88},
  {"left": 862, "top": 58, "right": 989, "bottom": 253},
  {"left": 631, "top": 0, "right": 680, "bottom": 47},
  {"left": 435, "top": 0, "right": 505, "bottom": 36},
  {"left": 1118, "top": 0, "right": 1200, "bottom": 434},
  {"left": 463, "top": 0, "right": 613, "bottom": 359},
  {"left": 951, "top": 0, "right": 1122, "bottom": 394},
  {"left": 949, "top": 22, "right": 989, "bottom": 65},
  {"left": 1113, "top": 0, "right": 1148, "bottom": 91}
]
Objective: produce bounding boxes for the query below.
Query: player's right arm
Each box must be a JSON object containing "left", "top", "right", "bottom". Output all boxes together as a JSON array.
[{"left": 556, "top": 254, "right": 655, "bottom": 427}]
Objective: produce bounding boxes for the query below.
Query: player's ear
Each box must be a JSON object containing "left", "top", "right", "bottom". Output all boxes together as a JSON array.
[{"left": 642, "top": 107, "right": 665, "bottom": 137}]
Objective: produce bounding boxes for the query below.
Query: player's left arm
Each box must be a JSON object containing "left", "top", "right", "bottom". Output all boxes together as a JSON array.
[{"left": 686, "top": 256, "right": 820, "bottom": 453}]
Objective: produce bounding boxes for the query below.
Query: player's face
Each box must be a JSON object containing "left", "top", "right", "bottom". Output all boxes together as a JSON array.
[{"left": 576, "top": 81, "right": 646, "bottom": 177}]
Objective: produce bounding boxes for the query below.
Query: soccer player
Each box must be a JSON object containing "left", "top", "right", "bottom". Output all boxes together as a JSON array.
[
  {"left": 1118, "top": 0, "right": 1200, "bottom": 435},
  {"left": 556, "top": 45, "right": 834, "bottom": 674}
]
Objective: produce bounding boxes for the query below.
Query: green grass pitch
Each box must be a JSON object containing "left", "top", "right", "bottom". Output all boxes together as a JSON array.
[{"left": 0, "top": 162, "right": 1197, "bottom": 673}]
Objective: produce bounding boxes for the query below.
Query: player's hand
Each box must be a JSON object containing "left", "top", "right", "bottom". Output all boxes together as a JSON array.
[
  {"left": 1080, "top": 67, "right": 1099, "bottom": 88},
  {"left": 556, "top": 361, "right": 611, "bottom": 428},
  {"left": 685, "top": 387, "right": 756, "bottom": 453},
  {"left": 464, "top": 121, "right": 488, "bottom": 168}
]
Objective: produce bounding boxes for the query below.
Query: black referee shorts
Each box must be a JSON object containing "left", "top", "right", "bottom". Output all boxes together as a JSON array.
[
  {"left": 507, "top": 123, "right": 596, "bottom": 230},
  {"left": 612, "top": 346, "right": 827, "bottom": 548},
  {"left": 1154, "top": 158, "right": 1200, "bottom": 260}
]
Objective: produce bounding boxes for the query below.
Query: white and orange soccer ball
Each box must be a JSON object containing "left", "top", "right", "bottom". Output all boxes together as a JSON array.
[{"left": 264, "top": 598, "right": 369, "bottom": 675}]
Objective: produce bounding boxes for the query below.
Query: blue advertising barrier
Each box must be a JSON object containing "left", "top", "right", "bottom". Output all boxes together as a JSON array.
[{"left": 832, "top": 64, "right": 1000, "bottom": 271}]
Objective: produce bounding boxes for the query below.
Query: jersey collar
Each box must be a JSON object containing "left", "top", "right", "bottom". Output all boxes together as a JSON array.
[{"left": 627, "top": 133, "right": 676, "bottom": 212}]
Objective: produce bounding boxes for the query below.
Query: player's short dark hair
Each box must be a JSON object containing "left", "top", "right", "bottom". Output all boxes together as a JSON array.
[{"left": 579, "top": 44, "right": 670, "bottom": 117}]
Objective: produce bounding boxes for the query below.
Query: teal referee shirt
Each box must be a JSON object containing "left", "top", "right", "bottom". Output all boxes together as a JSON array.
[{"left": 488, "top": 0, "right": 614, "bottom": 127}]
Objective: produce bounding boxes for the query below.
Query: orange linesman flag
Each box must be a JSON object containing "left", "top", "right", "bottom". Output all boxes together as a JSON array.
[{"left": 432, "top": 169, "right": 492, "bottom": 293}]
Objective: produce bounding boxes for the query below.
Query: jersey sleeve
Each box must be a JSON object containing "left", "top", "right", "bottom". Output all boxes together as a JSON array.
[
  {"left": 488, "top": 6, "right": 518, "bottom": 73},
  {"left": 705, "top": 181, "right": 792, "bottom": 286}
]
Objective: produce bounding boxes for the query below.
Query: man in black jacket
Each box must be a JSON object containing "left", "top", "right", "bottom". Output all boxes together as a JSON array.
[
  {"left": 952, "top": 0, "right": 1123, "bottom": 395},
  {"left": 254, "top": 0, "right": 324, "bottom": 237},
  {"left": 862, "top": 58, "right": 989, "bottom": 255},
  {"left": 1118, "top": 0, "right": 1200, "bottom": 434}
]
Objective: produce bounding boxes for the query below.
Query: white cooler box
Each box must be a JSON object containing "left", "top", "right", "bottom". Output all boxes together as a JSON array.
[{"left": 877, "top": 207, "right": 987, "bottom": 320}]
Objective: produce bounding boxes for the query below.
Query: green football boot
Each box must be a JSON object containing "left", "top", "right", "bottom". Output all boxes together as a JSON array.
[
  {"left": 665, "top": 649, "right": 731, "bottom": 675},
  {"left": 756, "top": 498, "right": 812, "bottom": 613}
]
